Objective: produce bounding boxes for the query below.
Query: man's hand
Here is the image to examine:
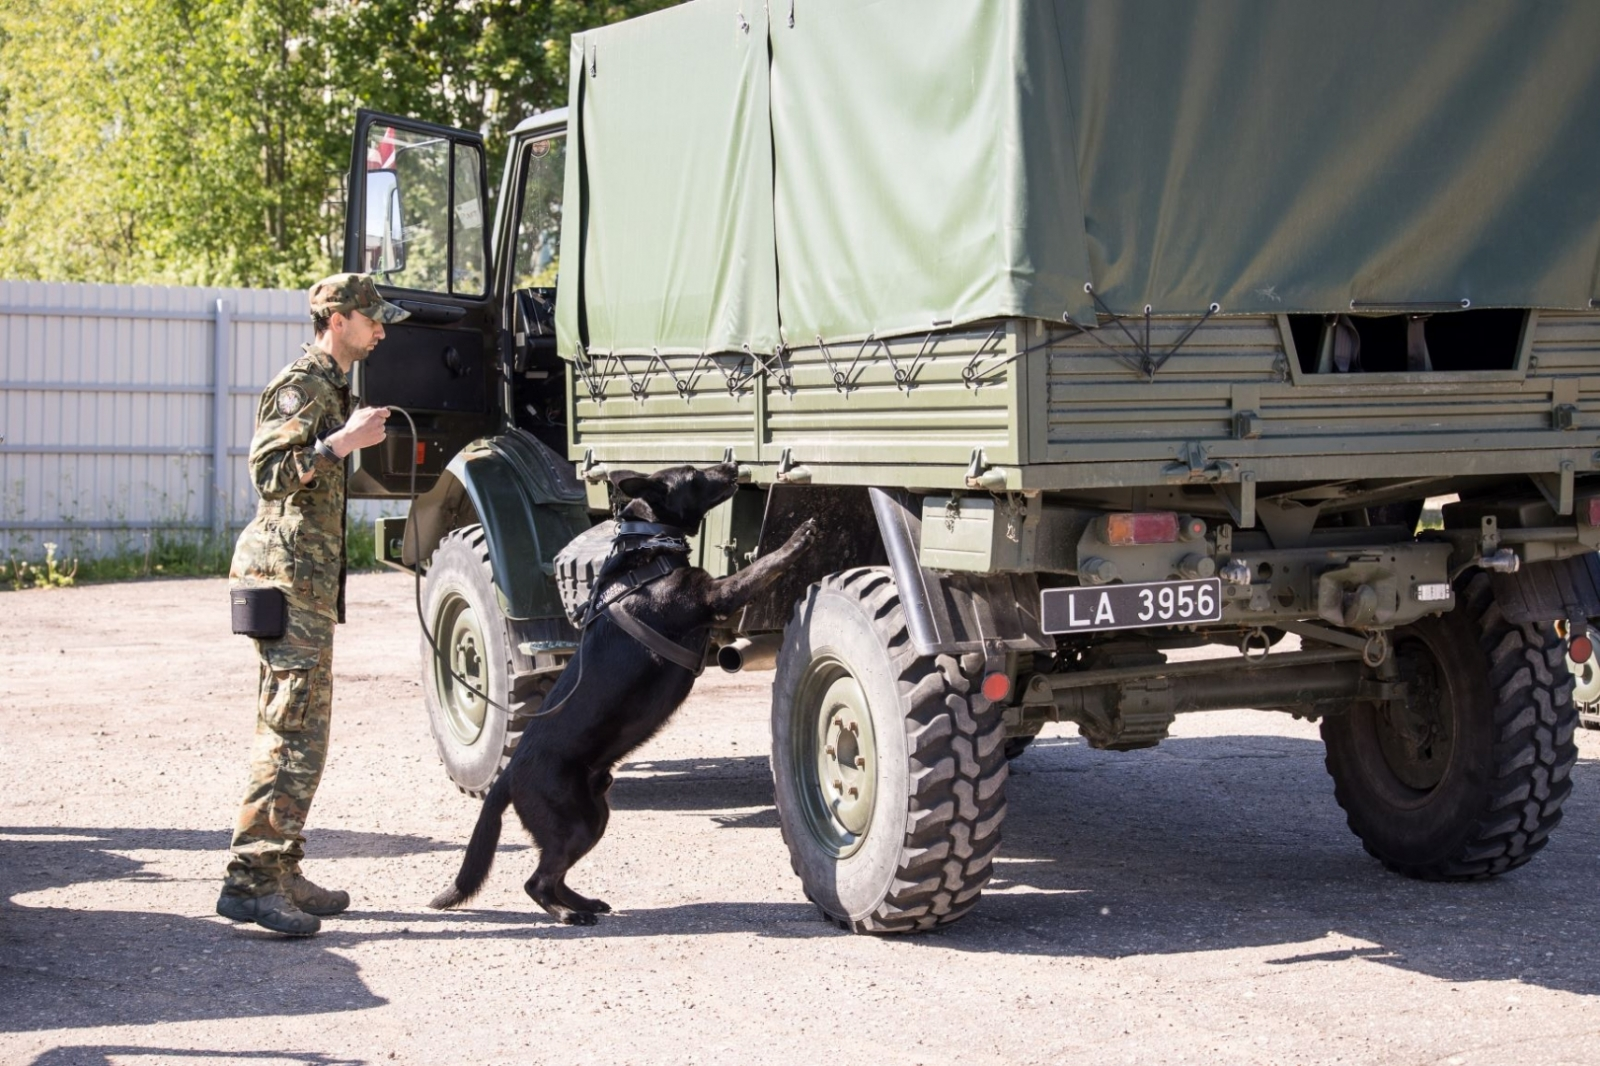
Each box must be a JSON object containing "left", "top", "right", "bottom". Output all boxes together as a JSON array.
[{"left": 326, "top": 406, "right": 390, "bottom": 458}]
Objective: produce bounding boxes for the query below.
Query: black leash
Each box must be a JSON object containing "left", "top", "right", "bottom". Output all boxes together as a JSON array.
[
  {"left": 389, "top": 408, "right": 700, "bottom": 720},
  {"left": 389, "top": 406, "right": 527, "bottom": 719}
]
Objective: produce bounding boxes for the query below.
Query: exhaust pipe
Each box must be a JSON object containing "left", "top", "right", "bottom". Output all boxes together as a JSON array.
[{"left": 717, "top": 635, "right": 782, "bottom": 673}]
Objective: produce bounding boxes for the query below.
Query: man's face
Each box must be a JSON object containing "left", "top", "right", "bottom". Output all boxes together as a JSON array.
[{"left": 331, "top": 310, "right": 386, "bottom": 362}]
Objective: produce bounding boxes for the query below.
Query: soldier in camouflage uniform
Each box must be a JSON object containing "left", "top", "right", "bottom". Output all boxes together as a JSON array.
[{"left": 216, "top": 273, "right": 407, "bottom": 936}]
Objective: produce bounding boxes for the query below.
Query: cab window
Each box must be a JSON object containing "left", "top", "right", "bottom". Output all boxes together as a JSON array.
[{"left": 362, "top": 124, "right": 487, "bottom": 296}]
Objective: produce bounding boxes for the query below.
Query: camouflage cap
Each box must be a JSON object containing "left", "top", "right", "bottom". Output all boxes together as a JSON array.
[{"left": 308, "top": 273, "right": 410, "bottom": 324}]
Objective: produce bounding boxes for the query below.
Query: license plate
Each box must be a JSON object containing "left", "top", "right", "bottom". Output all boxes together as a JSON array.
[{"left": 1041, "top": 578, "right": 1223, "bottom": 634}]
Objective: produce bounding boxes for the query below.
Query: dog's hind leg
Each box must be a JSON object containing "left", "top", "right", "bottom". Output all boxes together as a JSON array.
[
  {"left": 523, "top": 866, "right": 589, "bottom": 925},
  {"left": 518, "top": 771, "right": 610, "bottom": 924},
  {"left": 550, "top": 770, "right": 613, "bottom": 915},
  {"left": 523, "top": 825, "right": 606, "bottom": 924}
]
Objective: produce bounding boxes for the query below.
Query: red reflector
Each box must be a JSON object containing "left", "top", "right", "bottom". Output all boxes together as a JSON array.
[
  {"left": 1104, "top": 511, "right": 1180, "bottom": 546},
  {"left": 1586, "top": 498, "right": 1600, "bottom": 528},
  {"left": 981, "top": 672, "right": 1011, "bottom": 703},
  {"left": 1572, "top": 635, "right": 1594, "bottom": 664},
  {"left": 415, "top": 441, "right": 427, "bottom": 466}
]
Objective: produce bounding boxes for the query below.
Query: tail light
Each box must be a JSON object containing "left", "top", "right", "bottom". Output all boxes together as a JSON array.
[{"left": 1101, "top": 511, "right": 1179, "bottom": 546}]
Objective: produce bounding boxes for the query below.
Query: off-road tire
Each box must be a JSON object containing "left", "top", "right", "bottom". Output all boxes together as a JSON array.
[
  {"left": 420, "top": 525, "right": 554, "bottom": 797},
  {"left": 770, "top": 567, "right": 1008, "bottom": 933},
  {"left": 1321, "top": 571, "right": 1578, "bottom": 879}
]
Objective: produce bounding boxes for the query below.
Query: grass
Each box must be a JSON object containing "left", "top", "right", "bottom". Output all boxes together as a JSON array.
[{"left": 2, "top": 521, "right": 385, "bottom": 590}]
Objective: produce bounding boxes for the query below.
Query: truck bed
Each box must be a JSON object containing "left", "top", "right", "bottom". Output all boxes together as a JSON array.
[{"left": 567, "top": 312, "right": 1600, "bottom": 495}]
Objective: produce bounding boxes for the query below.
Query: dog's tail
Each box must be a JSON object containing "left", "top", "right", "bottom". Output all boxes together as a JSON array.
[{"left": 429, "top": 773, "right": 512, "bottom": 910}]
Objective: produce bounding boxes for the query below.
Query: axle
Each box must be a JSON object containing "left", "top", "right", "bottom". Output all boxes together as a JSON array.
[{"left": 1016, "top": 648, "right": 1369, "bottom": 750}]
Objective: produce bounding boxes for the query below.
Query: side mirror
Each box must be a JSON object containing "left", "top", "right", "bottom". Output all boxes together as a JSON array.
[{"left": 364, "top": 169, "right": 406, "bottom": 274}]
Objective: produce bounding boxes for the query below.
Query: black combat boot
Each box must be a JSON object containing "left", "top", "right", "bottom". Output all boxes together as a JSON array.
[
  {"left": 281, "top": 872, "right": 351, "bottom": 917},
  {"left": 215, "top": 891, "right": 321, "bottom": 936}
]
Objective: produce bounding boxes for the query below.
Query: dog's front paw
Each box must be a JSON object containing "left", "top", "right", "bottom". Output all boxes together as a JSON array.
[
  {"left": 790, "top": 516, "right": 821, "bottom": 550},
  {"left": 562, "top": 909, "right": 600, "bottom": 926}
]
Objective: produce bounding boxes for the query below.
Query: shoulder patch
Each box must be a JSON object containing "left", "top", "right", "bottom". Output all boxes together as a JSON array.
[{"left": 276, "top": 385, "right": 308, "bottom": 416}]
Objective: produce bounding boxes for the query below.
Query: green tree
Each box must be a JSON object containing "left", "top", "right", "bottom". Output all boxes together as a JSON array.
[
  {"left": 0, "top": 0, "right": 670, "bottom": 288},
  {"left": 0, "top": 0, "right": 336, "bottom": 286},
  {"left": 326, "top": 1, "right": 674, "bottom": 175}
]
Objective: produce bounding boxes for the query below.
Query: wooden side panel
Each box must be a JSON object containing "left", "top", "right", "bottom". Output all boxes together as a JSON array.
[
  {"left": 567, "top": 312, "right": 1600, "bottom": 489},
  {"left": 569, "top": 351, "right": 760, "bottom": 465},
  {"left": 1531, "top": 312, "right": 1600, "bottom": 434},
  {"left": 569, "top": 323, "right": 1021, "bottom": 470},
  {"left": 1044, "top": 318, "right": 1284, "bottom": 456},
  {"left": 764, "top": 326, "right": 1018, "bottom": 466},
  {"left": 1043, "top": 313, "right": 1600, "bottom": 474}
]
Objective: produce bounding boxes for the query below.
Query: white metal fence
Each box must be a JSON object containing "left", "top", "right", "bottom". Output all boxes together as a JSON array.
[{"left": 0, "top": 280, "right": 402, "bottom": 560}]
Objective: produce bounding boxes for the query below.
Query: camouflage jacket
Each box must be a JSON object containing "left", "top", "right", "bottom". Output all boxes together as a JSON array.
[{"left": 229, "top": 344, "right": 352, "bottom": 623}]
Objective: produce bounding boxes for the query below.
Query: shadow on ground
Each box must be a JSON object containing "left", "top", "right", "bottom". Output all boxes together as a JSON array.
[
  {"left": 3, "top": 732, "right": 1596, "bottom": 1039},
  {"left": 611, "top": 753, "right": 777, "bottom": 812},
  {"left": 926, "top": 734, "right": 1600, "bottom": 1001},
  {"left": 0, "top": 826, "right": 459, "bottom": 901},
  {"left": 0, "top": 826, "right": 462, "bottom": 1034},
  {"left": 614, "top": 733, "right": 1600, "bottom": 999},
  {"left": 28, "top": 1050, "right": 364, "bottom": 1066}
]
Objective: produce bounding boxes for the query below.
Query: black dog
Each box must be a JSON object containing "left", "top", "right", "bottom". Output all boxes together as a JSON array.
[{"left": 430, "top": 461, "right": 818, "bottom": 924}]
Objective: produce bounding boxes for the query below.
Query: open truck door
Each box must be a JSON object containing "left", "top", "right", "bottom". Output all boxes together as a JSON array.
[
  {"left": 342, "top": 110, "right": 499, "bottom": 498},
  {"left": 343, "top": 109, "right": 591, "bottom": 799}
]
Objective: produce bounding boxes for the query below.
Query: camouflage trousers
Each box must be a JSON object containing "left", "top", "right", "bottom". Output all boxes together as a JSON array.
[{"left": 223, "top": 606, "right": 336, "bottom": 898}]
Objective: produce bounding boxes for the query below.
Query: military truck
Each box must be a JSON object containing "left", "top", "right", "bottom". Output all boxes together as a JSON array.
[{"left": 341, "top": 0, "right": 1600, "bottom": 933}]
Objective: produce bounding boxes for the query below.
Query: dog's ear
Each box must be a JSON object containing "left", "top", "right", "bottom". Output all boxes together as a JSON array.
[
  {"left": 617, "top": 497, "right": 656, "bottom": 522},
  {"left": 608, "top": 469, "right": 659, "bottom": 501}
]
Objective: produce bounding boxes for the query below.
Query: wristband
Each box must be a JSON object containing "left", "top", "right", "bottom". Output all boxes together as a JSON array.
[{"left": 313, "top": 437, "right": 339, "bottom": 463}]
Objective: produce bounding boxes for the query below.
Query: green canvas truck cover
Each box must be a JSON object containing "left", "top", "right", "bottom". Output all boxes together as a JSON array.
[{"left": 558, "top": 0, "right": 1600, "bottom": 357}]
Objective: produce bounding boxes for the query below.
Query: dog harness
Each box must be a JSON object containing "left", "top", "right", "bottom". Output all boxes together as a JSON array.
[{"left": 575, "top": 521, "right": 708, "bottom": 676}]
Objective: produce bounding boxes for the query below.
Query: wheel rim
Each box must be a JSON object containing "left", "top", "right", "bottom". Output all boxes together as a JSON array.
[
  {"left": 1373, "top": 638, "right": 1453, "bottom": 793},
  {"left": 434, "top": 590, "right": 488, "bottom": 745},
  {"left": 792, "top": 656, "right": 878, "bottom": 858}
]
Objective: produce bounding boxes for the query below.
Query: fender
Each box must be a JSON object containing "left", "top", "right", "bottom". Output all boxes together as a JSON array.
[{"left": 403, "top": 429, "right": 592, "bottom": 620}]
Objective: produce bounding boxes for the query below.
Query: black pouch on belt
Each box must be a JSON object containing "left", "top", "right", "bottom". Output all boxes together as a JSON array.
[{"left": 231, "top": 587, "right": 287, "bottom": 639}]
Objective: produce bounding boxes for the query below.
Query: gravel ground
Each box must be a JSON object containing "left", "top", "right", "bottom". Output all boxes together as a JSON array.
[{"left": 2, "top": 571, "right": 1598, "bottom": 1066}]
